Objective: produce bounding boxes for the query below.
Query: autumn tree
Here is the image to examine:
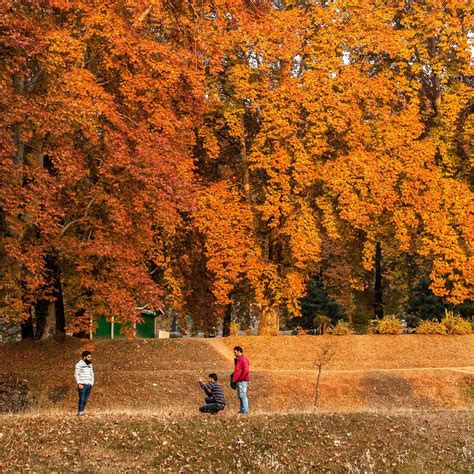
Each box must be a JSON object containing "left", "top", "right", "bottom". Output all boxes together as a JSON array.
[
  {"left": 186, "top": 1, "right": 326, "bottom": 335},
  {"left": 171, "top": 0, "right": 473, "bottom": 334},
  {"left": 0, "top": 1, "right": 201, "bottom": 337},
  {"left": 317, "top": 0, "right": 473, "bottom": 314}
]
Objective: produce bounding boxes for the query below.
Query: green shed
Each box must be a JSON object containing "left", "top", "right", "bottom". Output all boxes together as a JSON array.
[
  {"left": 94, "top": 309, "right": 163, "bottom": 339},
  {"left": 136, "top": 312, "right": 156, "bottom": 338},
  {"left": 95, "top": 316, "right": 112, "bottom": 338}
]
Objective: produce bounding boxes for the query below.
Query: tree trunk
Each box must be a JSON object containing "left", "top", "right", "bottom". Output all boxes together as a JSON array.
[
  {"left": 222, "top": 303, "right": 232, "bottom": 337},
  {"left": 40, "top": 301, "right": 58, "bottom": 340},
  {"left": 373, "top": 242, "right": 384, "bottom": 318},
  {"left": 21, "top": 307, "right": 34, "bottom": 339},
  {"left": 314, "top": 366, "right": 322, "bottom": 406},
  {"left": 258, "top": 225, "right": 282, "bottom": 336},
  {"left": 171, "top": 311, "right": 179, "bottom": 334},
  {"left": 37, "top": 255, "right": 66, "bottom": 340},
  {"left": 258, "top": 305, "right": 280, "bottom": 336},
  {"left": 55, "top": 279, "right": 66, "bottom": 337}
]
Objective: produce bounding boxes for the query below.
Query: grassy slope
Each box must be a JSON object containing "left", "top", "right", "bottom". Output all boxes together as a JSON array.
[
  {"left": 222, "top": 335, "right": 474, "bottom": 370},
  {"left": 1, "top": 336, "right": 473, "bottom": 472},
  {"left": 0, "top": 335, "right": 473, "bottom": 412},
  {"left": 1, "top": 411, "right": 472, "bottom": 472}
]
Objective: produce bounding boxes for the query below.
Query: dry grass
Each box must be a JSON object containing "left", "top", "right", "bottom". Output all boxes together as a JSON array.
[
  {"left": 0, "top": 335, "right": 472, "bottom": 414},
  {"left": 1, "top": 410, "right": 472, "bottom": 472},
  {"left": 1, "top": 336, "right": 473, "bottom": 472},
  {"left": 222, "top": 334, "right": 474, "bottom": 370}
]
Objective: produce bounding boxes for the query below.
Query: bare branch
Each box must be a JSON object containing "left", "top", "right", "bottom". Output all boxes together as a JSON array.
[
  {"left": 61, "top": 197, "right": 96, "bottom": 236},
  {"left": 97, "top": 78, "right": 115, "bottom": 86},
  {"left": 150, "top": 266, "right": 160, "bottom": 275},
  {"left": 133, "top": 4, "right": 153, "bottom": 26},
  {"left": 117, "top": 112, "right": 139, "bottom": 126},
  {"left": 314, "top": 343, "right": 335, "bottom": 406}
]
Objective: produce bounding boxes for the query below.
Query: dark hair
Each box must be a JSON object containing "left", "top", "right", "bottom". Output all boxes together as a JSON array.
[
  {"left": 233, "top": 346, "right": 243, "bottom": 353},
  {"left": 208, "top": 373, "right": 218, "bottom": 381},
  {"left": 82, "top": 350, "right": 92, "bottom": 358}
]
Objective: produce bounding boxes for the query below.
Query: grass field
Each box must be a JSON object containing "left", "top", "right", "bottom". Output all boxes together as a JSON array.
[
  {"left": 0, "top": 335, "right": 472, "bottom": 412},
  {"left": 1, "top": 335, "right": 473, "bottom": 471},
  {"left": 1, "top": 410, "right": 472, "bottom": 472}
]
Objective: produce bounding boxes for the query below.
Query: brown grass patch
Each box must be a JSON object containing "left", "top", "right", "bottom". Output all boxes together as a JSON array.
[
  {"left": 0, "top": 335, "right": 472, "bottom": 414},
  {"left": 222, "top": 334, "right": 474, "bottom": 370},
  {"left": 1, "top": 411, "right": 472, "bottom": 472}
]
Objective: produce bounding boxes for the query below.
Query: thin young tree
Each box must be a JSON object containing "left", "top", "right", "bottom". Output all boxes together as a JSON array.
[{"left": 314, "top": 344, "right": 335, "bottom": 407}]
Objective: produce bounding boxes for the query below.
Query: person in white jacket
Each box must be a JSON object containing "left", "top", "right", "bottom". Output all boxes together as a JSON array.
[{"left": 74, "top": 350, "right": 94, "bottom": 416}]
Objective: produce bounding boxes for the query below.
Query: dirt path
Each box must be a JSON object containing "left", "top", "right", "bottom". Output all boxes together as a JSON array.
[{"left": 201, "top": 338, "right": 235, "bottom": 364}]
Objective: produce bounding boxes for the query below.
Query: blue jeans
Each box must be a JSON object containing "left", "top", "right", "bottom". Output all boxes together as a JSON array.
[
  {"left": 77, "top": 384, "right": 92, "bottom": 414},
  {"left": 237, "top": 381, "right": 249, "bottom": 414}
]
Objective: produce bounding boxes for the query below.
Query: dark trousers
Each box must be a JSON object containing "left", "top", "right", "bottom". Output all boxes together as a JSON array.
[
  {"left": 78, "top": 384, "right": 92, "bottom": 413},
  {"left": 199, "top": 396, "right": 224, "bottom": 414}
]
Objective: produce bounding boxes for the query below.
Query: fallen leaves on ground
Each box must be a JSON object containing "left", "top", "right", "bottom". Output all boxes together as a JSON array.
[{"left": 1, "top": 411, "right": 472, "bottom": 472}]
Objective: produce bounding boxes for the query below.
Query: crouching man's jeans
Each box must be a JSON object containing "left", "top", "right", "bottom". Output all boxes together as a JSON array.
[
  {"left": 236, "top": 381, "right": 249, "bottom": 414},
  {"left": 199, "top": 397, "right": 225, "bottom": 414},
  {"left": 77, "top": 384, "right": 92, "bottom": 414}
]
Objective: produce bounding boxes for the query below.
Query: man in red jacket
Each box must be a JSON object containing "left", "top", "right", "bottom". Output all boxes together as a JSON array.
[{"left": 232, "top": 346, "right": 250, "bottom": 415}]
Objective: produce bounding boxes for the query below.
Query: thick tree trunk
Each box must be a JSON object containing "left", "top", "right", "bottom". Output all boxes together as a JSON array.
[
  {"left": 373, "top": 242, "right": 384, "bottom": 319},
  {"left": 258, "top": 305, "right": 280, "bottom": 336},
  {"left": 41, "top": 301, "right": 59, "bottom": 340},
  {"left": 21, "top": 308, "right": 34, "bottom": 339},
  {"left": 258, "top": 226, "right": 283, "bottom": 336},
  {"left": 239, "top": 113, "right": 280, "bottom": 337},
  {"left": 37, "top": 255, "right": 66, "bottom": 340},
  {"left": 222, "top": 303, "right": 232, "bottom": 337},
  {"left": 37, "top": 297, "right": 65, "bottom": 340}
]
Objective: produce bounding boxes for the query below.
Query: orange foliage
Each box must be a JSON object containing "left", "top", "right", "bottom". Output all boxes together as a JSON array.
[
  {"left": 0, "top": 1, "right": 201, "bottom": 331},
  {"left": 0, "top": 1, "right": 471, "bottom": 336}
]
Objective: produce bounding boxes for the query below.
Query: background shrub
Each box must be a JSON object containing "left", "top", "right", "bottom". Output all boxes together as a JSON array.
[
  {"left": 414, "top": 311, "right": 472, "bottom": 335},
  {"left": 415, "top": 320, "right": 447, "bottom": 335},
  {"left": 329, "top": 320, "right": 351, "bottom": 336},
  {"left": 441, "top": 310, "right": 472, "bottom": 335},
  {"left": 369, "top": 316, "right": 403, "bottom": 335},
  {"left": 294, "top": 326, "right": 308, "bottom": 336}
]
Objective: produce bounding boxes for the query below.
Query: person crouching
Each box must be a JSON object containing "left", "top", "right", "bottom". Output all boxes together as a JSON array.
[{"left": 198, "top": 373, "right": 225, "bottom": 415}]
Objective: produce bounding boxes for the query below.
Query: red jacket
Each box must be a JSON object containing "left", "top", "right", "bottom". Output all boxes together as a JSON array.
[{"left": 233, "top": 355, "right": 250, "bottom": 383}]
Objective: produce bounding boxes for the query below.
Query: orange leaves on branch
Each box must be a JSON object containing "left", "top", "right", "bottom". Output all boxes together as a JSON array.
[
  {"left": 0, "top": 1, "right": 202, "bottom": 329},
  {"left": 1, "top": 0, "right": 471, "bottom": 334},
  {"left": 194, "top": 182, "right": 261, "bottom": 305}
]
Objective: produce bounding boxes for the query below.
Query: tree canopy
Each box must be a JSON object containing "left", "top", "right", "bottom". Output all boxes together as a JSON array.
[{"left": 1, "top": 0, "right": 472, "bottom": 337}]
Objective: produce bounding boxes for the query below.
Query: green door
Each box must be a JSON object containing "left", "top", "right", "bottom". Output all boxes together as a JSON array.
[
  {"left": 113, "top": 321, "right": 126, "bottom": 338},
  {"left": 136, "top": 315, "right": 155, "bottom": 338},
  {"left": 95, "top": 315, "right": 154, "bottom": 338},
  {"left": 95, "top": 315, "right": 111, "bottom": 338}
]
